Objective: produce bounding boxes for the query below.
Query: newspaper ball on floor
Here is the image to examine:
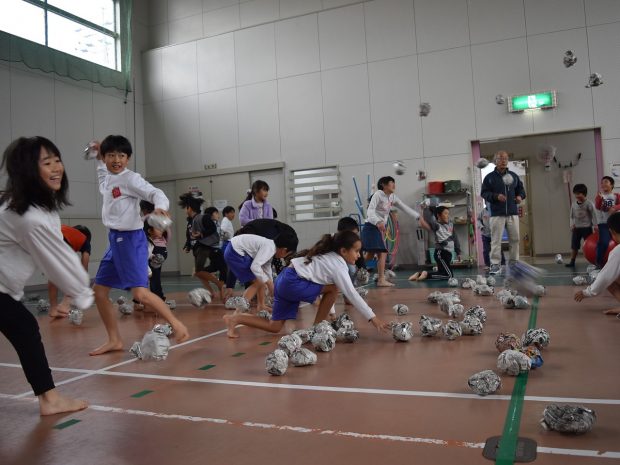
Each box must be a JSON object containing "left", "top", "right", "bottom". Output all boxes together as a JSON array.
[
  {"left": 446, "top": 303, "right": 465, "bottom": 319},
  {"left": 465, "top": 305, "right": 487, "bottom": 324},
  {"left": 497, "top": 349, "right": 531, "bottom": 376},
  {"left": 533, "top": 285, "right": 546, "bottom": 297},
  {"left": 522, "top": 328, "right": 550, "bottom": 350},
  {"left": 461, "top": 278, "right": 476, "bottom": 289},
  {"left": 153, "top": 323, "right": 173, "bottom": 337},
  {"left": 563, "top": 50, "right": 578, "bottom": 68},
  {"left": 36, "top": 299, "right": 50, "bottom": 313},
  {"left": 393, "top": 160, "right": 407, "bottom": 176},
  {"left": 474, "top": 284, "right": 494, "bottom": 296},
  {"left": 116, "top": 295, "right": 127, "bottom": 305},
  {"left": 314, "top": 320, "right": 337, "bottom": 338},
  {"left": 521, "top": 345, "right": 544, "bottom": 369},
  {"left": 265, "top": 349, "right": 289, "bottom": 376},
  {"left": 476, "top": 158, "right": 490, "bottom": 169},
  {"left": 540, "top": 405, "right": 596, "bottom": 434},
  {"left": 147, "top": 214, "right": 173, "bottom": 231},
  {"left": 355, "top": 268, "right": 369, "bottom": 285},
  {"left": 443, "top": 320, "right": 463, "bottom": 340},
  {"left": 277, "top": 334, "right": 303, "bottom": 356},
  {"left": 486, "top": 276, "right": 496, "bottom": 286},
  {"left": 447, "top": 277, "right": 459, "bottom": 287},
  {"left": 290, "top": 348, "right": 318, "bottom": 367},
  {"left": 356, "top": 287, "right": 369, "bottom": 298},
  {"left": 573, "top": 275, "right": 588, "bottom": 286},
  {"left": 468, "top": 370, "right": 502, "bottom": 396},
  {"left": 393, "top": 304, "right": 410, "bottom": 316},
  {"left": 586, "top": 264, "right": 597, "bottom": 273},
  {"left": 385, "top": 269, "right": 397, "bottom": 279},
  {"left": 224, "top": 296, "right": 250, "bottom": 312},
  {"left": 419, "top": 315, "right": 443, "bottom": 337},
  {"left": 130, "top": 330, "right": 171, "bottom": 361},
  {"left": 392, "top": 322, "right": 414, "bottom": 342},
  {"left": 419, "top": 102, "right": 431, "bottom": 117},
  {"left": 513, "top": 296, "right": 529, "bottom": 309},
  {"left": 461, "top": 315, "right": 483, "bottom": 335},
  {"left": 166, "top": 299, "right": 177, "bottom": 309},
  {"left": 256, "top": 309, "right": 272, "bottom": 320},
  {"left": 427, "top": 291, "right": 443, "bottom": 303},
  {"left": 495, "top": 333, "right": 522, "bottom": 352},
  {"left": 476, "top": 275, "right": 487, "bottom": 285},
  {"left": 496, "top": 288, "right": 514, "bottom": 301},
  {"left": 555, "top": 254, "right": 563, "bottom": 264},
  {"left": 189, "top": 288, "right": 212, "bottom": 307},
  {"left": 585, "top": 72, "right": 603, "bottom": 88},
  {"left": 336, "top": 327, "right": 360, "bottom": 343},
  {"left": 292, "top": 329, "right": 313, "bottom": 345},
  {"left": 588, "top": 269, "right": 600, "bottom": 283},
  {"left": 68, "top": 308, "right": 83, "bottom": 326},
  {"left": 332, "top": 313, "right": 355, "bottom": 331},
  {"left": 506, "top": 261, "right": 545, "bottom": 297},
  {"left": 118, "top": 303, "right": 133, "bottom": 315},
  {"left": 311, "top": 330, "right": 336, "bottom": 352}
]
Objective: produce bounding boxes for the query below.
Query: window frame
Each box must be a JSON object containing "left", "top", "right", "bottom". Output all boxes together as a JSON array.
[{"left": 289, "top": 166, "right": 342, "bottom": 222}]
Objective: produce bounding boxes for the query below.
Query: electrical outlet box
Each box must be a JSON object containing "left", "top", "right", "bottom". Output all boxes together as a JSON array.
[{"left": 204, "top": 163, "right": 217, "bottom": 170}]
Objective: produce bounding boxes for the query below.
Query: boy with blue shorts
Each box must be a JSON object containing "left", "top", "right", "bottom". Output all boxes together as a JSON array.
[{"left": 90, "top": 135, "right": 189, "bottom": 356}]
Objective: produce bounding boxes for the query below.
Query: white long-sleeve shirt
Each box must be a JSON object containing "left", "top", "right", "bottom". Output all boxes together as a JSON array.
[
  {"left": 230, "top": 234, "right": 274, "bottom": 283},
  {"left": 366, "top": 190, "right": 420, "bottom": 225},
  {"left": 220, "top": 217, "right": 235, "bottom": 241},
  {"left": 97, "top": 160, "right": 169, "bottom": 231},
  {"left": 583, "top": 245, "right": 620, "bottom": 297},
  {"left": 291, "top": 252, "right": 376, "bottom": 321},
  {"left": 0, "top": 204, "right": 93, "bottom": 309}
]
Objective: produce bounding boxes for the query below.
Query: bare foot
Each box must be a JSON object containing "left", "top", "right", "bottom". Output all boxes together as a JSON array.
[
  {"left": 417, "top": 271, "right": 428, "bottom": 281},
  {"left": 171, "top": 321, "right": 190, "bottom": 343},
  {"left": 89, "top": 340, "right": 123, "bottom": 356},
  {"left": 223, "top": 315, "right": 239, "bottom": 338},
  {"left": 39, "top": 389, "right": 88, "bottom": 416},
  {"left": 377, "top": 279, "right": 395, "bottom": 287},
  {"left": 408, "top": 272, "right": 420, "bottom": 281},
  {"left": 603, "top": 307, "right": 620, "bottom": 315}
]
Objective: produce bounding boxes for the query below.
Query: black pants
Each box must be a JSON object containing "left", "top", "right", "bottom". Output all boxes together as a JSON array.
[
  {"left": 428, "top": 249, "right": 454, "bottom": 280},
  {"left": 149, "top": 246, "right": 168, "bottom": 301},
  {"left": 0, "top": 293, "right": 55, "bottom": 396}
]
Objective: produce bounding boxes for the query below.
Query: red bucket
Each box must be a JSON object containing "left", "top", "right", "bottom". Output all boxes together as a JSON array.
[{"left": 427, "top": 181, "right": 444, "bottom": 194}]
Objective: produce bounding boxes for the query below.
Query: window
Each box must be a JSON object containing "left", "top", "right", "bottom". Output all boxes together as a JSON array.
[
  {"left": 289, "top": 167, "right": 341, "bottom": 221},
  {"left": 1, "top": 0, "right": 121, "bottom": 71}
]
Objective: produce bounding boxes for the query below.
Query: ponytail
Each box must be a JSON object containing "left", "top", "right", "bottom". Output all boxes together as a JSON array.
[{"left": 304, "top": 230, "right": 361, "bottom": 264}]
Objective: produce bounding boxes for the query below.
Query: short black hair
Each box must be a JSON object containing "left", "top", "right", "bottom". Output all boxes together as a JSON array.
[
  {"left": 572, "top": 184, "right": 587, "bottom": 196},
  {"left": 204, "top": 206, "right": 218, "bottom": 218},
  {"left": 337, "top": 216, "right": 359, "bottom": 232},
  {"left": 140, "top": 200, "right": 155, "bottom": 214},
  {"left": 274, "top": 231, "right": 298, "bottom": 253},
  {"left": 100, "top": 135, "right": 133, "bottom": 158},
  {"left": 73, "top": 225, "right": 92, "bottom": 243},
  {"left": 178, "top": 192, "right": 204, "bottom": 213},
  {"left": 222, "top": 206, "right": 235, "bottom": 215},
  {"left": 608, "top": 212, "right": 620, "bottom": 234},
  {"left": 377, "top": 176, "right": 395, "bottom": 190},
  {"left": 602, "top": 175, "right": 615, "bottom": 187},
  {"left": 435, "top": 206, "right": 449, "bottom": 218},
  {"left": 0, "top": 136, "right": 70, "bottom": 215}
]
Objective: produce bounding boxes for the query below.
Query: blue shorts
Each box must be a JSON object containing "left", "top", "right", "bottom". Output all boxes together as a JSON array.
[
  {"left": 224, "top": 245, "right": 257, "bottom": 284},
  {"left": 361, "top": 222, "right": 387, "bottom": 252},
  {"left": 95, "top": 229, "right": 149, "bottom": 290},
  {"left": 272, "top": 267, "right": 323, "bottom": 321}
]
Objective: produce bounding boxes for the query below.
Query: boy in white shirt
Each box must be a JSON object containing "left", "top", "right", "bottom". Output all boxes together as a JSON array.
[
  {"left": 220, "top": 206, "right": 236, "bottom": 252},
  {"left": 89, "top": 136, "right": 189, "bottom": 355}
]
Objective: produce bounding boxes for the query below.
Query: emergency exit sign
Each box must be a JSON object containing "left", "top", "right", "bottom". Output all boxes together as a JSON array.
[{"left": 508, "top": 91, "right": 557, "bottom": 112}]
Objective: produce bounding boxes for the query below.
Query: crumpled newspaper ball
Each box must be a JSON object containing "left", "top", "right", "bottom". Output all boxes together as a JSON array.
[
  {"left": 486, "top": 276, "right": 496, "bottom": 286},
  {"left": 256, "top": 309, "right": 272, "bottom": 320},
  {"left": 392, "top": 322, "right": 414, "bottom": 342},
  {"left": 521, "top": 345, "right": 544, "bottom": 368},
  {"left": 189, "top": 288, "right": 212, "bottom": 307},
  {"left": 355, "top": 268, "right": 369, "bottom": 285},
  {"left": 336, "top": 327, "right": 360, "bottom": 343},
  {"left": 476, "top": 275, "right": 487, "bottom": 285},
  {"left": 130, "top": 330, "right": 170, "bottom": 361},
  {"left": 585, "top": 72, "right": 603, "bottom": 88},
  {"left": 266, "top": 349, "right": 289, "bottom": 376},
  {"left": 147, "top": 214, "right": 173, "bottom": 231},
  {"left": 572, "top": 275, "right": 588, "bottom": 286},
  {"left": 513, "top": 296, "right": 529, "bottom": 309},
  {"left": 468, "top": 370, "right": 501, "bottom": 396},
  {"left": 438, "top": 294, "right": 461, "bottom": 313},
  {"left": 496, "top": 289, "right": 515, "bottom": 301},
  {"left": 427, "top": 291, "right": 443, "bottom": 303},
  {"left": 149, "top": 253, "right": 166, "bottom": 269},
  {"left": 533, "top": 285, "right": 546, "bottom": 297},
  {"left": 68, "top": 308, "right": 83, "bottom": 326},
  {"left": 588, "top": 269, "right": 599, "bottom": 283},
  {"left": 502, "top": 173, "right": 514, "bottom": 186},
  {"left": 153, "top": 323, "right": 173, "bottom": 337},
  {"left": 555, "top": 254, "right": 563, "bottom": 264},
  {"left": 497, "top": 349, "right": 531, "bottom": 375},
  {"left": 332, "top": 313, "right": 354, "bottom": 331},
  {"left": 290, "top": 348, "right": 318, "bottom": 367},
  {"left": 495, "top": 94, "right": 506, "bottom": 105},
  {"left": 419, "top": 315, "right": 443, "bottom": 337},
  {"left": 116, "top": 296, "right": 127, "bottom": 305},
  {"left": 356, "top": 287, "right": 369, "bottom": 299},
  {"left": 166, "top": 299, "right": 177, "bottom": 309},
  {"left": 447, "top": 277, "right": 459, "bottom": 287},
  {"left": 118, "top": 303, "right": 134, "bottom": 315},
  {"left": 495, "top": 333, "right": 521, "bottom": 352},
  {"left": 385, "top": 269, "right": 396, "bottom": 279},
  {"left": 464, "top": 305, "right": 487, "bottom": 324},
  {"left": 419, "top": 102, "right": 431, "bottom": 117},
  {"left": 314, "top": 320, "right": 337, "bottom": 338},
  {"left": 443, "top": 320, "right": 463, "bottom": 340},
  {"left": 586, "top": 264, "right": 597, "bottom": 273},
  {"left": 394, "top": 160, "right": 407, "bottom": 176},
  {"left": 540, "top": 405, "right": 596, "bottom": 434},
  {"left": 522, "top": 328, "right": 550, "bottom": 349},
  {"left": 461, "top": 278, "right": 476, "bottom": 289},
  {"left": 277, "top": 334, "right": 303, "bottom": 355},
  {"left": 563, "top": 50, "right": 577, "bottom": 68},
  {"left": 477, "top": 158, "right": 490, "bottom": 169},
  {"left": 36, "top": 299, "right": 50, "bottom": 313},
  {"left": 292, "top": 329, "right": 313, "bottom": 344},
  {"left": 446, "top": 303, "right": 465, "bottom": 318},
  {"left": 460, "top": 315, "right": 483, "bottom": 335},
  {"left": 311, "top": 330, "right": 336, "bottom": 352},
  {"left": 474, "top": 284, "right": 494, "bottom": 296},
  {"left": 393, "top": 304, "right": 409, "bottom": 316},
  {"left": 224, "top": 295, "right": 250, "bottom": 311}
]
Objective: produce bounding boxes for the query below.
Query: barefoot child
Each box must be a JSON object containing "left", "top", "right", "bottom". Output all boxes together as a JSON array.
[
  {"left": 224, "top": 231, "right": 388, "bottom": 338},
  {"left": 90, "top": 135, "right": 188, "bottom": 355},
  {"left": 575, "top": 212, "right": 620, "bottom": 315},
  {"left": 0, "top": 137, "right": 92, "bottom": 414}
]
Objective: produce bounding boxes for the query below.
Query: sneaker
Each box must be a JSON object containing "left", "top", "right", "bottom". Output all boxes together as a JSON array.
[{"left": 489, "top": 265, "right": 501, "bottom": 275}]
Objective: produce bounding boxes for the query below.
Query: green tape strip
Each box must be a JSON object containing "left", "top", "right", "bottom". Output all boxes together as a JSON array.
[
  {"left": 258, "top": 342, "right": 271, "bottom": 346},
  {"left": 495, "top": 296, "right": 539, "bottom": 465},
  {"left": 53, "top": 419, "right": 81, "bottom": 430},
  {"left": 130, "top": 389, "right": 154, "bottom": 398},
  {"left": 199, "top": 364, "right": 215, "bottom": 371},
  {"left": 232, "top": 352, "right": 245, "bottom": 357}
]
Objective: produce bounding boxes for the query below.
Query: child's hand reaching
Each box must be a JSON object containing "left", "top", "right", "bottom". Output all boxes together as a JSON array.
[
  {"left": 574, "top": 290, "right": 585, "bottom": 302},
  {"left": 369, "top": 316, "right": 389, "bottom": 332}
]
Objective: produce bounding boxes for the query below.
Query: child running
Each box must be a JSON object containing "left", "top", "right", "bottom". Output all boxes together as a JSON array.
[
  {"left": 0, "top": 136, "right": 92, "bottom": 414},
  {"left": 90, "top": 135, "right": 188, "bottom": 355},
  {"left": 224, "top": 231, "right": 388, "bottom": 338},
  {"left": 566, "top": 183, "right": 596, "bottom": 268}
]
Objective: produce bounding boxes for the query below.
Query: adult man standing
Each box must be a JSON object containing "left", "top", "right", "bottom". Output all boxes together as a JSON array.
[{"left": 480, "top": 151, "right": 526, "bottom": 275}]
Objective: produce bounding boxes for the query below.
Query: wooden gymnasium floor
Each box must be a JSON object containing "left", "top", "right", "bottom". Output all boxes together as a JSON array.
[{"left": 1, "top": 265, "right": 619, "bottom": 465}]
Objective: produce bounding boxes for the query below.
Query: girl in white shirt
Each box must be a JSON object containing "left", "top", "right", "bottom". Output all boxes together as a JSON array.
[
  {"left": 0, "top": 137, "right": 93, "bottom": 415},
  {"left": 223, "top": 230, "right": 388, "bottom": 338}
]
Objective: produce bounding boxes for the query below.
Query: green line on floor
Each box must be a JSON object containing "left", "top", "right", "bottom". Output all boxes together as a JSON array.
[
  {"left": 130, "top": 389, "right": 154, "bottom": 398},
  {"left": 232, "top": 352, "right": 245, "bottom": 357},
  {"left": 53, "top": 419, "right": 81, "bottom": 430},
  {"left": 199, "top": 364, "right": 215, "bottom": 370},
  {"left": 495, "top": 296, "right": 539, "bottom": 465},
  {"left": 258, "top": 342, "right": 271, "bottom": 346}
]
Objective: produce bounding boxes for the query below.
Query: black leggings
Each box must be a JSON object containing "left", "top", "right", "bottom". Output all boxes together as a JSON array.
[
  {"left": 428, "top": 249, "right": 454, "bottom": 280},
  {"left": 0, "top": 293, "right": 55, "bottom": 396}
]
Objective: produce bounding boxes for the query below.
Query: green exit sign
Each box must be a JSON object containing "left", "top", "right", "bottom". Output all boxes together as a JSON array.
[{"left": 508, "top": 91, "right": 557, "bottom": 112}]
